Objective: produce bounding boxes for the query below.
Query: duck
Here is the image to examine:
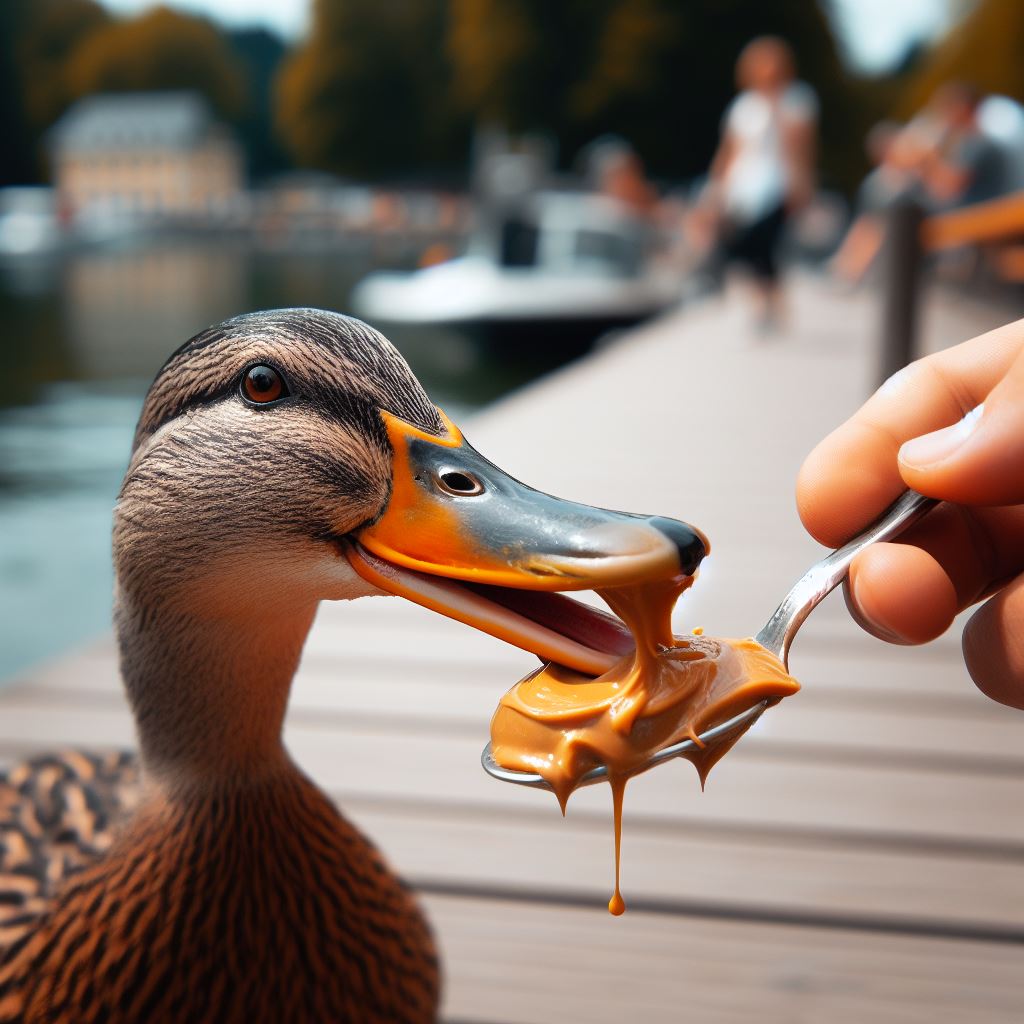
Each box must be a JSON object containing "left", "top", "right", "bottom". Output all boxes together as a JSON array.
[{"left": 0, "top": 308, "right": 706, "bottom": 1023}]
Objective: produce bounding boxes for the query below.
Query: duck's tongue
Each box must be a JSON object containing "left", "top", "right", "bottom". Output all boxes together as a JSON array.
[
  {"left": 460, "top": 582, "right": 636, "bottom": 662},
  {"left": 347, "top": 544, "right": 634, "bottom": 677}
]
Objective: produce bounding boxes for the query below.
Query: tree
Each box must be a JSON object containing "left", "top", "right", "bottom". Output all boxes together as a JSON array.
[
  {"left": 65, "top": 6, "right": 246, "bottom": 121},
  {"left": 227, "top": 28, "right": 290, "bottom": 180},
  {"left": 445, "top": 0, "right": 864, "bottom": 189},
  {"left": 0, "top": 0, "right": 111, "bottom": 184},
  {"left": 899, "top": 0, "right": 1024, "bottom": 116},
  {"left": 276, "top": 0, "right": 465, "bottom": 180},
  {"left": 447, "top": 0, "right": 559, "bottom": 130},
  {"left": 0, "top": 0, "right": 37, "bottom": 185},
  {"left": 19, "top": 0, "right": 111, "bottom": 131},
  {"left": 274, "top": 0, "right": 865, "bottom": 189}
]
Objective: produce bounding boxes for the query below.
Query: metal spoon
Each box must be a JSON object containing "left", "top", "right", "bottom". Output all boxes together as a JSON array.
[{"left": 482, "top": 489, "right": 938, "bottom": 791}]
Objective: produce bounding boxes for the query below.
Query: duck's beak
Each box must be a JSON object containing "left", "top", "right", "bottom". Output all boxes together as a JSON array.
[{"left": 347, "top": 411, "right": 708, "bottom": 676}]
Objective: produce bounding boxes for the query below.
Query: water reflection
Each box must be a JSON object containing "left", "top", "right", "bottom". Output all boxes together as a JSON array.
[
  {"left": 0, "top": 236, "right": 553, "bottom": 680},
  {"left": 65, "top": 239, "right": 248, "bottom": 380}
]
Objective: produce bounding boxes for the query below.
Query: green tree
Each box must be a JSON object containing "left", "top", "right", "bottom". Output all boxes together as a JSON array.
[
  {"left": 65, "top": 6, "right": 246, "bottom": 121},
  {"left": 227, "top": 28, "right": 290, "bottom": 180},
  {"left": 18, "top": 0, "right": 111, "bottom": 131},
  {"left": 0, "top": 0, "right": 111, "bottom": 183},
  {"left": 276, "top": 0, "right": 464, "bottom": 180},
  {"left": 568, "top": 0, "right": 681, "bottom": 122},
  {"left": 0, "top": 0, "right": 37, "bottom": 184},
  {"left": 447, "top": 0, "right": 577, "bottom": 131}
]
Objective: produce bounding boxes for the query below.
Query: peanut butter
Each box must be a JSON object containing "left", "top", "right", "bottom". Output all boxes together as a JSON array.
[{"left": 489, "top": 577, "right": 799, "bottom": 914}]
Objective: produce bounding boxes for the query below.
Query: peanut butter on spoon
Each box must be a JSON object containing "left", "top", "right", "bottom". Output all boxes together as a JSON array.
[
  {"left": 489, "top": 491, "right": 938, "bottom": 915},
  {"left": 489, "top": 576, "right": 799, "bottom": 915}
]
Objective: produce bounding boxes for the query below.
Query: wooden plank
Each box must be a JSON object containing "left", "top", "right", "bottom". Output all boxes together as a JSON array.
[
  {"left": 0, "top": 702, "right": 1021, "bottom": 849},
  {"left": 2, "top": 676, "right": 1020, "bottom": 933},
  {"left": 0, "top": 736, "right": 1015, "bottom": 938},
  {"left": 347, "top": 800, "right": 1024, "bottom": 937},
  {"left": 11, "top": 605, "right": 982, "bottom": 705},
  {"left": 9, "top": 644, "right": 1020, "bottom": 771},
  {"left": 427, "top": 894, "right": 1024, "bottom": 1024}
]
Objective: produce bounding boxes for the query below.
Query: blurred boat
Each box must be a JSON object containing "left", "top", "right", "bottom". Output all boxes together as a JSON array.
[
  {"left": 352, "top": 191, "right": 682, "bottom": 355},
  {"left": 0, "top": 189, "right": 61, "bottom": 258}
]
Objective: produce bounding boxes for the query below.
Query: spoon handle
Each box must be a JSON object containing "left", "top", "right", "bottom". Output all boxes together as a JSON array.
[{"left": 754, "top": 490, "right": 939, "bottom": 665}]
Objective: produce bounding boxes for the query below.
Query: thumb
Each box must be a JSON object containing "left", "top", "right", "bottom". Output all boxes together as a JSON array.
[{"left": 898, "top": 346, "right": 1024, "bottom": 506}]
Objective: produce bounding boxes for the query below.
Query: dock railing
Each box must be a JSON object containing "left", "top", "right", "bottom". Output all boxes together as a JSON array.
[{"left": 878, "top": 189, "right": 1024, "bottom": 385}]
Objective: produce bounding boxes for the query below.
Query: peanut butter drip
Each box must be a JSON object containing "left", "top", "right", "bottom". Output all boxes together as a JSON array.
[{"left": 489, "top": 577, "right": 799, "bottom": 914}]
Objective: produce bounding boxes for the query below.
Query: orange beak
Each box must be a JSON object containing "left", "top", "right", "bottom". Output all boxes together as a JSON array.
[{"left": 347, "top": 410, "right": 708, "bottom": 676}]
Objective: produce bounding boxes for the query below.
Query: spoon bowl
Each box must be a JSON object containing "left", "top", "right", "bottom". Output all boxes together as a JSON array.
[
  {"left": 482, "top": 490, "right": 937, "bottom": 791},
  {"left": 481, "top": 700, "right": 772, "bottom": 790}
]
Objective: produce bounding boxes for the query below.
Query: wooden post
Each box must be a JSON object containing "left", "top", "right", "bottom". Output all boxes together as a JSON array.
[{"left": 878, "top": 195, "right": 925, "bottom": 387}]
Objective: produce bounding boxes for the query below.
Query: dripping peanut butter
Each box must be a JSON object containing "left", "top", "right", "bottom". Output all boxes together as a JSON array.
[{"left": 489, "top": 576, "right": 799, "bottom": 915}]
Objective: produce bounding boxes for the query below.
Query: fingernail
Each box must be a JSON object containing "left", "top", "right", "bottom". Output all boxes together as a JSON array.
[{"left": 899, "top": 404, "right": 983, "bottom": 470}]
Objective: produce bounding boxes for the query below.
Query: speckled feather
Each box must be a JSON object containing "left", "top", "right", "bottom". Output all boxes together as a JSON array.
[
  {"left": 0, "top": 751, "right": 140, "bottom": 950},
  {"left": 0, "top": 761, "right": 438, "bottom": 1023}
]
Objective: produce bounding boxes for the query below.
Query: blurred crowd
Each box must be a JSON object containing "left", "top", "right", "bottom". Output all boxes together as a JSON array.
[
  {"left": 580, "top": 36, "right": 1024, "bottom": 330},
  {"left": 832, "top": 82, "right": 1024, "bottom": 283}
]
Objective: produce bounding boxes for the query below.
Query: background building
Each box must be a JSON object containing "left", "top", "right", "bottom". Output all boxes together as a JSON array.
[{"left": 50, "top": 91, "right": 243, "bottom": 223}]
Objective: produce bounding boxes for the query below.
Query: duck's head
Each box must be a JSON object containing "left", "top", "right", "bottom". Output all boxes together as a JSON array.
[{"left": 115, "top": 309, "right": 706, "bottom": 677}]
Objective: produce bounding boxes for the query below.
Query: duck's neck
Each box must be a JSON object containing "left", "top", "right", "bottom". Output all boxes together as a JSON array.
[{"left": 116, "top": 587, "right": 318, "bottom": 788}]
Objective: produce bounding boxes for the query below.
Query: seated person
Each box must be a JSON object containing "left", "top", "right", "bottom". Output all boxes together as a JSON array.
[
  {"left": 832, "top": 82, "right": 1013, "bottom": 284},
  {"left": 917, "top": 82, "right": 1011, "bottom": 209}
]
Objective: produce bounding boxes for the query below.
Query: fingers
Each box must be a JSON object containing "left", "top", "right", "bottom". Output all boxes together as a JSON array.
[
  {"left": 845, "top": 543, "right": 958, "bottom": 645},
  {"left": 797, "top": 318, "right": 1024, "bottom": 547},
  {"left": 899, "top": 345, "right": 1024, "bottom": 506},
  {"left": 963, "top": 572, "right": 1024, "bottom": 710},
  {"left": 797, "top": 319, "right": 1024, "bottom": 705},
  {"left": 841, "top": 503, "right": 1024, "bottom": 644}
]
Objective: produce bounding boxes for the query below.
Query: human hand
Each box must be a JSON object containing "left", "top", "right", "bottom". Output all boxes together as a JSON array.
[{"left": 796, "top": 319, "right": 1024, "bottom": 708}]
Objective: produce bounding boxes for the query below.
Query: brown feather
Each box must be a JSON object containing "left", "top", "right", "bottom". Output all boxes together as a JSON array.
[{"left": 0, "top": 764, "right": 437, "bottom": 1023}]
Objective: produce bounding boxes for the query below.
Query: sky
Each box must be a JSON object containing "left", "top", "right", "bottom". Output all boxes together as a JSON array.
[
  {"left": 827, "top": 0, "right": 956, "bottom": 71},
  {"left": 98, "top": 0, "right": 958, "bottom": 74},
  {"left": 101, "top": 0, "right": 310, "bottom": 40}
]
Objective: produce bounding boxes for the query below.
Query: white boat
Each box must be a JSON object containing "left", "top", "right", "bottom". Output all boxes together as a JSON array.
[
  {"left": 0, "top": 188, "right": 61, "bottom": 257},
  {"left": 352, "top": 191, "right": 682, "bottom": 353}
]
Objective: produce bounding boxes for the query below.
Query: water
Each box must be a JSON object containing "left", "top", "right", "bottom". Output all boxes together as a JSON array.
[{"left": 0, "top": 233, "right": 551, "bottom": 681}]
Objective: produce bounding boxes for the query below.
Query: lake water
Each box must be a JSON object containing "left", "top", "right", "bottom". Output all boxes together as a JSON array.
[{"left": 0, "top": 234, "right": 554, "bottom": 680}]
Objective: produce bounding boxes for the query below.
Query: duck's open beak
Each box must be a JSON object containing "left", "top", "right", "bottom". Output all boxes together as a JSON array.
[{"left": 346, "top": 411, "right": 708, "bottom": 676}]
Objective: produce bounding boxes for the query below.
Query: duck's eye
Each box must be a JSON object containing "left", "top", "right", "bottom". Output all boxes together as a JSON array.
[
  {"left": 242, "top": 365, "right": 287, "bottom": 405},
  {"left": 437, "top": 470, "right": 484, "bottom": 496}
]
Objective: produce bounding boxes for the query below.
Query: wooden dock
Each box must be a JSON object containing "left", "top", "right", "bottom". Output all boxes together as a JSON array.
[{"left": 2, "top": 274, "right": 1022, "bottom": 1022}]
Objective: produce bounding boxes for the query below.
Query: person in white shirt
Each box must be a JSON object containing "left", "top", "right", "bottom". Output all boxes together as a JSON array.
[{"left": 705, "top": 36, "right": 818, "bottom": 327}]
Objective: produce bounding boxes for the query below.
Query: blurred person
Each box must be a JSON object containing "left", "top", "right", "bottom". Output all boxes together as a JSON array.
[
  {"left": 703, "top": 36, "right": 818, "bottom": 329},
  {"left": 916, "top": 82, "right": 1011, "bottom": 209},
  {"left": 916, "top": 85, "right": 1019, "bottom": 286},
  {"left": 581, "top": 137, "right": 661, "bottom": 273},
  {"left": 830, "top": 120, "right": 921, "bottom": 282},
  {"left": 594, "top": 146, "right": 659, "bottom": 219},
  {"left": 832, "top": 82, "right": 1014, "bottom": 285},
  {"left": 797, "top": 317, "right": 1024, "bottom": 710}
]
